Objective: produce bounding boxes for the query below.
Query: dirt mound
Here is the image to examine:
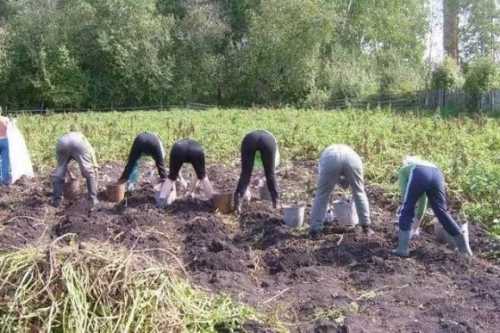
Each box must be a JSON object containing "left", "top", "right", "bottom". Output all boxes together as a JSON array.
[{"left": 1, "top": 161, "right": 499, "bottom": 332}]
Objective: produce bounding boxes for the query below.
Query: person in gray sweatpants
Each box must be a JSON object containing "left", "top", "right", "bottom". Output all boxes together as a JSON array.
[
  {"left": 309, "top": 144, "right": 373, "bottom": 237},
  {"left": 52, "top": 132, "right": 98, "bottom": 207}
]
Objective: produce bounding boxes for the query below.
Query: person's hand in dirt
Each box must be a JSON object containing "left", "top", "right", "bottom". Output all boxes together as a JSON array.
[
  {"left": 200, "top": 177, "right": 215, "bottom": 199},
  {"left": 155, "top": 179, "right": 176, "bottom": 208}
]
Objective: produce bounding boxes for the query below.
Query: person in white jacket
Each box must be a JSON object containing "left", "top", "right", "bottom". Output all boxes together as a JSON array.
[{"left": 0, "top": 116, "right": 10, "bottom": 185}]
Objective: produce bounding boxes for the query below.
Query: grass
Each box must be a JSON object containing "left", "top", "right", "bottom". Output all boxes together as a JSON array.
[
  {"left": 0, "top": 240, "right": 262, "bottom": 333},
  {"left": 15, "top": 107, "right": 500, "bottom": 229}
]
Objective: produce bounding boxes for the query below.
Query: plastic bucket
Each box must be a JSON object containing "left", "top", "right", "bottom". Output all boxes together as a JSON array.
[
  {"left": 212, "top": 193, "right": 234, "bottom": 214},
  {"left": 106, "top": 183, "right": 126, "bottom": 203},
  {"left": 332, "top": 199, "right": 359, "bottom": 226},
  {"left": 283, "top": 205, "right": 305, "bottom": 228},
  {"left": 63, "top": 178, "right": 80, "bottom": 200}
]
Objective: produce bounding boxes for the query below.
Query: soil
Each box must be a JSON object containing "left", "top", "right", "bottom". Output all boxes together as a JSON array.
[{"left": 1, "top": 160, "right": 499, "bottom": 333}]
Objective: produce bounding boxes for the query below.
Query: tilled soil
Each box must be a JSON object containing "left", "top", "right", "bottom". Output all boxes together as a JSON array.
[{"left": 1, "top": 161, "right": 499, "bottom": 333}]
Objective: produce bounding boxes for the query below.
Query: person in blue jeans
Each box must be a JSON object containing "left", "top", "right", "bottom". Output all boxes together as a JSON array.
[
  {"left": 393, "top": 157, "right": 473, "bottom": 257},
  {"left": 0, "top": 116, "right": 11, "bottom": 185}
]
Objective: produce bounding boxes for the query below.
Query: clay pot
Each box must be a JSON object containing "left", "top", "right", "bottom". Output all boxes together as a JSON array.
[
  {"left": 106, "top": 183, "right": 126, "bottom": 203},
  {"left": 212, "top": 192, "right": 234, "bottom": 214},
  {"left": 283, "top": 205, "right": 305, "bottom": 228},
  {"left": 63, "top": 178, "right": 80, "bottom": 200}
]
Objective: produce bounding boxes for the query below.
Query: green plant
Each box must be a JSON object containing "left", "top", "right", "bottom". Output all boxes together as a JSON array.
[{"left": 0, "top": 242, "right": 262, "bottom": 332}]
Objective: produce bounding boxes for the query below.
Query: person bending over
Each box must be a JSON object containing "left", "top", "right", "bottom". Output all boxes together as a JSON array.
[
  {"left": 118, "top": 132, "right": 167, "bottom": 197},
  {"left": 52, "top": 132, "right": 98, "bottom": 207},
  {"left": 309, "top": 144, "right": 373, "bottom": 238},
  {"left": 156, "top": 139, "right": 214, "bottom": 206},
  {"left": 396, "top": 156, "right": 429, "bottom": 238},
  {"left": 393, "top": 157, "right": 472, "bottom": 257},
  {"left": 234, "top": 130, "right": 280, "bottom": 213}
]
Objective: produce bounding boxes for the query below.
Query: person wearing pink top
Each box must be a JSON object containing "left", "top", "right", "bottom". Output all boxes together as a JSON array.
[{"left": 0, "top": 116, "right": 11, "bottom": 185}]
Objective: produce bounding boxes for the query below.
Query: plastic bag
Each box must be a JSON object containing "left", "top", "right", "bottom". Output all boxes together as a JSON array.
[{"left": 7, "top": 119, "right": 34, "bottom": 184}]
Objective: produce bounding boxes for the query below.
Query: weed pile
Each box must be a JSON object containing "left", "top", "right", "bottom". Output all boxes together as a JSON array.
[{"left": 0, "top": 239, "right": 259, "bottom": 333}]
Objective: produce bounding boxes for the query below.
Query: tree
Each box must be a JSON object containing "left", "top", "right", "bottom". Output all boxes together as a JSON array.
[
  {"left": 461, "top": 0, "right": 500, "bottom": 62},
  {"left": 243, "top": 0, "right": 333, "bottom": 105},
  {"left": 443, "top": 0, "right": 460, "bottom": 62},
  {"left": 1, "top": 0, "right": 174, "bottom": 108},
  {"left": 431, "top": 56, "right": 464, "bottom": 90},
  {"left": 464, "top": 57, "right": 499, "bottom": 111}
]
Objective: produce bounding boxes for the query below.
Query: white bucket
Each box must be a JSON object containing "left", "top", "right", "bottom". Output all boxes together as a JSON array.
[
  {"left": 154, "top": 183, "right": 176, "bottom": 206},
  {"left": 332, "top": 199, "right": 359, "bottom": 226},
  {"left": 283, "top": 205, "right": 305, "bottom": 228}
]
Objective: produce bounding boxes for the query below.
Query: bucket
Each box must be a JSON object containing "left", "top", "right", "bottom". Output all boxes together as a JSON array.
[
  {"left": 106, "top": 183, "right": 126, "bottom": 203},
  {"left": 154, "top": 183, "right": 177, "bottom": 207},
  {"left": 212, "top": 193, "right": 234, "bottom": 214},
  {"left": 332, "top": 199, "right": 358, "bottom": 226},
  {"left": 283, "top": 205, "right": 305, "bottom": 228},
  {"left": 63, "top": 178, "right": 80, "bottom": 200}
]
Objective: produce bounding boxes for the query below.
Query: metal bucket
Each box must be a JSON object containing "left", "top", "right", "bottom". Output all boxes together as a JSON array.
[
  {"left": 212, "top": 192, "right": 234, "bottom": 214},
  {"left": 63, "top": 178, "right": 80, "bottom": 200},
  {"left": 283, "top": 205, "right": 305, "bottom": 228},
  {"left": 332, "top": 199, "right": 359, "bottom": 226},
  {"left": 106, "top": 183, "right": 126, "bottom": 203}
]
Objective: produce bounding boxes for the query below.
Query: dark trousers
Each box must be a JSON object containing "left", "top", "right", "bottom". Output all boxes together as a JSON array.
[
  {"left": 168, "top": 139, "right": 206, "bottom": 181},
  {"left": 399, "top": 165, "right": 461, "bottom": 236},
  {"left": 235, "top": 130, "right": 279, "bottom": 203},
  {"left": 120, "top": 132, "right": 167, "bottom": 181}
]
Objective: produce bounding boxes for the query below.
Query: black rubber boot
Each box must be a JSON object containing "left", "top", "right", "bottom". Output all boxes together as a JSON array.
[
  {"left": 86, "top": 177, "right": 99, "bottom": 206},
  {"left": 52, "top": 177, "right": 64, "bottom": 207}
]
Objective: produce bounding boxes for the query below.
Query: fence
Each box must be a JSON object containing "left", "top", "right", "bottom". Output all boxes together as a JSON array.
[
  {"left": 326, "top": 89, "right": 500, "bottom": 112},
  {"left": 1, "top": 90, "right": 499, "bottom": 115}
]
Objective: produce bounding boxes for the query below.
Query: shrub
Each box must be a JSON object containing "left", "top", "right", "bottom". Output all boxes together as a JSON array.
[
  {"left": 431, "top": 56, "right": 464, "bottom": 90},
  {"left": 463, "top": 57, "right": 500, "bottom": 112}
]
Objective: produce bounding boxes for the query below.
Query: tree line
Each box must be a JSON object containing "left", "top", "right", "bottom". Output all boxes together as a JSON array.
[{"left": 0, "top": 0, "right": 499, "bottom": 110}]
